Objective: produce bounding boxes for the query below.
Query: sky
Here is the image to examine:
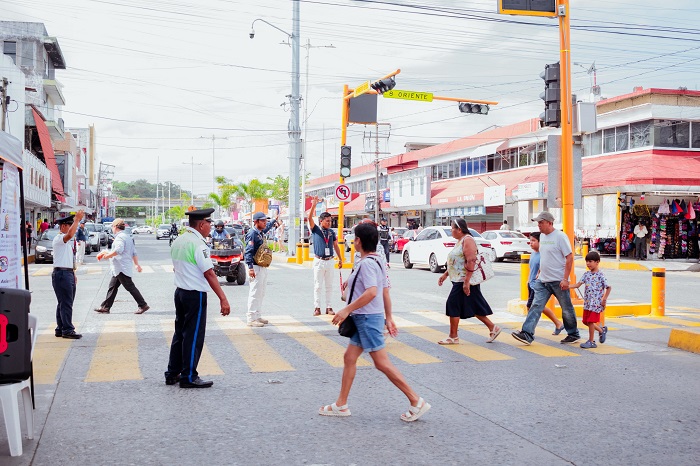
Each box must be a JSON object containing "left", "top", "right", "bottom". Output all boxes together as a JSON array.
[{"left": 3, "top": 0, "right": 700, "bottom": 197}]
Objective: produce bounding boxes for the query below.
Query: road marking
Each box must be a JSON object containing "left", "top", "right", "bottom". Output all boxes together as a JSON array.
[
  {"left": 535, "top": 331, "right": 633, "bottom": 355},
  {"left": 159, "top": 320, "right": 223, "bottom": 376},
  {"left": 667, "top": 306, "right": 700, "bottom": 313},
  {"left": 384, "top": 336, "right": 442, "bottom": 364},
  {"left": 140, "top": 265, "right": 155, "bottom": 274},
  {"left": 665, "top": 310, "right": 700, "bottom": 321},
  {"left": 85, "top": 321, "right": 143, "bottom": 382},
  {"left": 32, "top": 267, "right": 52, "bottom": 276},
  {"left": 643, "top": 316, "right": 700, "bottom": 327},
  {"left": 413, "top": 309, "right": 522, "bottom": 327},
  {"left": 161, "top": 265, "right": 174, "bottom": 273},
  {"left": 267, "top": 315, "right": 371, "bottom": 368},
  {"left": 214, "top": 318, "right": 295, "bottom": 372},
  {"left": 392, "top": 316, "right": 513, "bottom": 361},
  {"left": 33, "top": 324, "right": 74, "bottom": 385},
  {"left": 463, "top": 325, "right": 580, "bottom": 358},
  {"left": 607, "top": 317, "right": 668, "bottom": 330},
  {"left": 86, "top": 266, "right": 105, "bottom": 275}
]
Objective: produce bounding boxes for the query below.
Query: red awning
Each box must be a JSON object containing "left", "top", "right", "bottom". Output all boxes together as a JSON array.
[{"left": 32, "top": 108, "right": 66, "bottom": 202}]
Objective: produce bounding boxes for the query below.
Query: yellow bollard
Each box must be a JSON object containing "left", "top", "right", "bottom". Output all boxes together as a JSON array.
[
  {"left": 296, "top": 243, "right": 303, "bottom": 265},
  {"left": 302, "top": 242, "right": 310, "bottom": 261},
  {"left": 651, "top": 267, "right": 665, "bottom": 316},
  {"left": 582, "top": 239, "right": 589, "bottom": 258},
  {"left": 520, "top": 254, "right": 530, "bottom": 301},
  {"left": 350, "top": 241, "right": 356, "bottom": 265},
  {"left": 338, "top": 240, "right": 345, "bottom": 263}
]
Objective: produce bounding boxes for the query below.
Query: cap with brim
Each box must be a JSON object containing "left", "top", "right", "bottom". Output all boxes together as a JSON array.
[
  {"left": 185, "top": 208, "right": 215, "bottom": 222},
  {"left": 56, "top": 215, "right": 75, "bottom": 225},
  {"left": 252, "top": 212, "right": 269, "bottom": 221},
  {"left": 531, "top": 212, "right": 555, "bottom": 223}
]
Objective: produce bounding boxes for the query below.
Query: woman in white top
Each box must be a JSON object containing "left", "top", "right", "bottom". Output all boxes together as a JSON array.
[{"left": 437, "top": 218, "right": 501, "bottom": 344}]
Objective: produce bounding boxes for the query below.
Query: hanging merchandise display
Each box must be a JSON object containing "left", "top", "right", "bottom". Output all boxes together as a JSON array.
[{"left": 648, "top": 198, "right": 699, "bottom": 260}]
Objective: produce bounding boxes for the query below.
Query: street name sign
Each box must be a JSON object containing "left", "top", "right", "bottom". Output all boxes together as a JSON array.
[
  {"left": 335, "top": 184, "right": 352, "bottom": 202},
  {"left": 383, "top": 89, "right": 434, "bottom": 102},
  {"left": 352, "top": 81, "right": 371, "bottom": 98},
  {"left": 498, "top": 0, "right": 557, "bottom": 17}
]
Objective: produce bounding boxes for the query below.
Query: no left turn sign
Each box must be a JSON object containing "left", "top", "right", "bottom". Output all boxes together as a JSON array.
[{"left": 335, "top": 184, "right": 352, "bottom": 202}]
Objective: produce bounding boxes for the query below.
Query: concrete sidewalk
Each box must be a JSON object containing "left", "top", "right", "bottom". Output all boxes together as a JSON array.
[{"left": 576, "top": 255, "right": 700, "bottom": 272}]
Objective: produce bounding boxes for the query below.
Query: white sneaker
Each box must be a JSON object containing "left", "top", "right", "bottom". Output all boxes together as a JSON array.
[
  {"left": 257, "top": 317, "right": 269, "bottom": 324},
  {"left": 247, "top": 321, "right": 265, "bottom": 327}
]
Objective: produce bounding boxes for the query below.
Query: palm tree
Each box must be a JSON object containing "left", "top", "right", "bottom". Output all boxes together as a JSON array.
[
  {"left": 234, "top": 179, "right": 272, "bottom": 224},
  {"left": 208, "top": 177, "right": 238, "bottom": 218}
]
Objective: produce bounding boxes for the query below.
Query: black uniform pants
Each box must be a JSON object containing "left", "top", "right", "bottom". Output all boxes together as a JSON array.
[
  {"left": 380, "top": 239, "right": 390, "bottom": 263},
  {"left": 166, "top": 288, "right": 208, "bottom": 383},
  {"left": 100, "top": 272, "right": 147, "bottom": 310},
  {"left": 52, "top": 269, "right": 76, "bottom": 334}
]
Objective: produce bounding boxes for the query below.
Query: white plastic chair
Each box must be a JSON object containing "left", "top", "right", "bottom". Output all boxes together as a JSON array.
[{"left": 0, "top": 314, "right": 37, "bottom": 457}]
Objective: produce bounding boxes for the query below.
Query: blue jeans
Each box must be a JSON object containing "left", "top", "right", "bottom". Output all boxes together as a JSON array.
[
  {"left": 522, "top": 280, "right": 579, "bottom": 339},
  {"left": 349, "top": 313, "right": 386, "bottom": 353}
]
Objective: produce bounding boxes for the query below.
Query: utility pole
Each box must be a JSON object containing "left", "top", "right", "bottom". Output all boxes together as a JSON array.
[
  {"left": 0, "top": 77, "right": 7, "bottom": 131},
  {"left": 202, "top": 135, "right": 228, "bottom": 215},
  {"left": 375, "top": 124, "right": 380, "bottom": 223},
  {"left": 156, "top": 156, "right": 159, "bottom": 222},
  {"left": 289, "top": 0, "right": 301, "bottom": 255},
  {"left": 182, "top": 157, "right": 203, "bottom": 207}
]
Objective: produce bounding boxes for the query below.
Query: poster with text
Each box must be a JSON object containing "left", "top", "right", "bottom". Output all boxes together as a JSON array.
[{"left": 0, "top": 163, "right": 23, "bottom": 289}]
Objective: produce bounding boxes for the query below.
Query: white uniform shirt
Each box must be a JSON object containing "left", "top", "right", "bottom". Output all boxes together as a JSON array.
[
  {"left": 52, "top": 233, "right": 75, "bottom": 269},
  {"left": 109, "top": 231, "right": 136, "bottom": 277},
  {"left": 170, "top": 227, "right": 213, "bottom": 292}
]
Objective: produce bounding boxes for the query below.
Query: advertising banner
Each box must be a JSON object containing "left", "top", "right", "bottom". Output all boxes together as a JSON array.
[{"left": 0, "top": 163, "right": 23, "bottom": 289}]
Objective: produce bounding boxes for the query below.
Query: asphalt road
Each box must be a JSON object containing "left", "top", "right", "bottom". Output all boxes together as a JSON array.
[{"left": 2, "top": 234, "right": 699, "bottom": 465}]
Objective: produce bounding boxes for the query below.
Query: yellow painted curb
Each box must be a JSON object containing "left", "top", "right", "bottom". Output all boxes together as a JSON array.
[
  {"left": 286, "top": 257, "right": 297, "bottom": 263},
  {"left": 574, "top": 259, "right": 647, "bottom": 272},
  {"left": 668, "top": 328, "right": 700, "bottom": 354},
  {"left": 507, "top": 298, "right": 651, "bottom": 317}
]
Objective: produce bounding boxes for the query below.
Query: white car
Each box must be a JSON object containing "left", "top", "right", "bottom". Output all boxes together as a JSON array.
[
  {"left": 402, "top": 226, "right": 492, "bottom": 273},
  {"left": 481, "top": 230, "right": 532, "bottom": 262},
  {"left": 156, "top": 224, "right": 172, "bottom": 240},
  {"left": 82, "top": 222, "right": 101, "bottom": 253},
  {"left": 132, "top": 225, "right": 153, "bottom": 234}
]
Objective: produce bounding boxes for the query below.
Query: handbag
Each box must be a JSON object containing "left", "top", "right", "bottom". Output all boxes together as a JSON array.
[
  {"left": 253, "top": 231, "right": 273, "bottom": 267},
  {"left": 469, "top": 247, "right": 495, "bottom": 286},
  {"left": 338, "top": 264, "right": 363, "bottom": 338}
]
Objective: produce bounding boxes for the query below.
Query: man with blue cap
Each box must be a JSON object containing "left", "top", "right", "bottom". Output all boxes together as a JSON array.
[
  {"left": 244, "top": 211, "right": 278, "bottom": 327},
  {"left": 165, "top": 208, "right": 231, "bottom": 388}
]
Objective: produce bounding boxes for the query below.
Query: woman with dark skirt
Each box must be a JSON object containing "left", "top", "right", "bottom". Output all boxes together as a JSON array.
[{"left": 437, "top": 218, "right": 501, "bottom": 344}]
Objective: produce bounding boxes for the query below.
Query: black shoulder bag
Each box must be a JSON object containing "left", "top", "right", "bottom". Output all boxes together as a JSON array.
[{"left": 338, "top": 264, "right": 361, "bottom": 338}]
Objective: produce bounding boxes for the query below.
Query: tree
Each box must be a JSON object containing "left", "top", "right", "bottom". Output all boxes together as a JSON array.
[
  {"left": 267, "top": 175, "right": 289, "bottom": 203},
  {"left": 234, "top": 179, "right": 272, "bottom": 223},
  {"left": 208, "top": 176, "right": 238, "bottom": 217}
]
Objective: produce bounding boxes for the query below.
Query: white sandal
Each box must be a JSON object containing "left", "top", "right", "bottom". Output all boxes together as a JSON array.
[
  {"left": 319, "top": 403, "right": 351, "bottom": 417},
  {"left": 401, "top": 397, "right": 431, "bottom": 422},
  {"left": 487, "top": 325, "right": 502, "bottom": 343}
]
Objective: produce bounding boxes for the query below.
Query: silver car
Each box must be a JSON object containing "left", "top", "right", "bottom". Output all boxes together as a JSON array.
[{"left": 156, "top": 224, "right": 172, "bottom": 240}]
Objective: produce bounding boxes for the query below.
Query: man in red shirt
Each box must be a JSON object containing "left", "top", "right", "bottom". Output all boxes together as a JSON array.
[{"left": 40, "top": 218, "right": 50, "bottom": 234}]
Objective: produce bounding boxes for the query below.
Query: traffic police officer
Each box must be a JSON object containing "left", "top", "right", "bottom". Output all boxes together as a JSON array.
[
  {"left": 244, "top": 211, "right": 278, "bottom": 327},
  {"left": 378, "top": 218, "right": 391, "bottom": 266},
  {"left": 165, "top": 208, "right": 231, "bottom": 388},
  {"left": 52, "top": 210, "right": 85, "bottom": 339},
  {"left": 308, "top": 196, "right": 342, "bottom": 315}
]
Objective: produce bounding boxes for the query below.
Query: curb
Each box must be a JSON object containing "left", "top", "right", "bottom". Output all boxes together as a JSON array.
[
  {"left": 574, "top": 258, "right": 647, "bottom": 272},
  {"left": 507, "top": 298, "right": 651, "bottom": 317},
  {"left": 668, "top": 328, "right": 700, "bottom": 354}
]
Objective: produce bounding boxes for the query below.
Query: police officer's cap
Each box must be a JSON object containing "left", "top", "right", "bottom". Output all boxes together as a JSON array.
[
  {"left": 185, "top": 208, "right": 215, "bottom": 222},
  {"left": 56, "top": 215, "right": 75, "bottom": 225},
  {"left": 252, "top": 212, "right": 269, "bottom": 221}
]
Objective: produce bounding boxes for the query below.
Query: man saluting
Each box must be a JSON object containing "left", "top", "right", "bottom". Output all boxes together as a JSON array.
[
  {"left": 165, "top": 208, "right": 231, "bottom": 388},
  {"left": 52, "top": 210, "right": 85, "bottom": 339}
]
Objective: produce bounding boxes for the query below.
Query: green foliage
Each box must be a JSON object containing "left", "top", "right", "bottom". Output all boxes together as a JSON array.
[{"left": 267, "top": 175, "right": 289, "bottom": 202}]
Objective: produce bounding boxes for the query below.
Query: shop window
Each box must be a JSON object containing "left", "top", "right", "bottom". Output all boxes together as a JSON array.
[
  {"left": 475, "top": 157, "right": 487, "bottom": 174},
  {"left": 3, "top": 41, "right": 16, "bottom": 65},
  {"left": 518, "top": 148, "right": 530, "bottom": 167},
  {"left": 590, "top": 130, "right": 603, "bottom": 155},
  {"left": 692, "top": 122, "right": 700, "bottom": 149},
  {"left": 431, "top": 166, "right": 438, "bottom": 180},
  {"left": 630, "top": 120, "right": 652, "bottom": 148},
  {"left": 603, "top": 128, "right": 616, "bottom": 153},
  {"left": 654, "top": 120, "right": 690, "bottom": 148},
  {"left": 460, "top": 159, "right": 467, "bottom": 177},
  {"left": 616, "top": 125, "right": 629, "bottom": 151},
  {"left": 448, "top": 161, "right": 457, "bottom": 178},
  {"left": 536, "top": 142, "right": 547, "bottom": 164}
]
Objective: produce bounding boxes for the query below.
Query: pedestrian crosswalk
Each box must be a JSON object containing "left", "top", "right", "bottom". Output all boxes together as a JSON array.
[
  {"left": 30, "top": 309, "right": 700, "bottom": 386},
  {"left": 29, "top": 262, "right": 291, "bottom": 277}
]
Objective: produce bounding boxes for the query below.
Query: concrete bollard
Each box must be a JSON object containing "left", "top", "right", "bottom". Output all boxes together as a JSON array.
[
  {"left": 582, "top": 239, "right": 589, "bottom": 258},
  {"left": 302, "top": 242, "right": 310, "bottom": 261},
  {"left": 651, "top": 267, "right": 665, "bottom": 316},
  {"left": 296, "top": 243, "right": 303, "bottom": 265},
  {"left": 520, "top": 254, "right": 530, "bottom": 301}
]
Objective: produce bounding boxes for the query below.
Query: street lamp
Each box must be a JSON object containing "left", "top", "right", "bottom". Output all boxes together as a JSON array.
[{"left": 250, "top": 5, "right": 301, "bottom": 256}]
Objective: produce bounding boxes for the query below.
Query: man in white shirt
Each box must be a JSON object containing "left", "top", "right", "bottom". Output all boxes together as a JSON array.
[
  {"left": 51, "top": 210, "right": 85, "bottom": 339},
  {"left": 94, "top": 218, "right": 149, "bottom": 314},
  {"left": 500, "top": 220, "right": 509, "bottom": 230},
  {"left": 512, "top": 211, "right": 580, "bottom": 345},
  {"left": 633, "top": 220, "right": 648, "bottom": 260}
]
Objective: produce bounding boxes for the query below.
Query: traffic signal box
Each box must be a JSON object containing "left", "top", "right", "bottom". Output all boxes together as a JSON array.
[
  {"left": 458, "top": 102, "right": 489, "bottom": 115},
  {"left": 540, "top": 62, "right": 561, "bottom": 128},
  {"left": 340, "top": 146, "right": 351, "bottom": 178},
  {"left": 370, "top": 78, "right": 396, "bottom": 94}
]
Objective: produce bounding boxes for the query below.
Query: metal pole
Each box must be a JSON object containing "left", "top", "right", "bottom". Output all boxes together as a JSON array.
[
  {"left": 191, "top": 156, "right": 194, "bottom": 206},
  {"left": 300, "top": 38, "right": 310, "bottom": 238},
  {"left": 156, "top": 156, "right": 159, "bottom": 222},
  {"left": 212, "top": 135, "right": 215, "bottom": 201},
  {"left": 375, "top": 124, "right": 380, "bottom": 223},
  {"left": 288, "top": 0, "right": 301, "bottom": 255}
]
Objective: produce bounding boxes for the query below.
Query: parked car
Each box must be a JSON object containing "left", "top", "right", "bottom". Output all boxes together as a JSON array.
[
  {"left": 108, "top": 226, "right": 135, "bottom": 247},
  {"left": 481, "top": 230, "right": 532, "bottom": 262},
  {"left": 156, "top": 224, "right": 172, "bottom": 240},
  {"left": 389, "top": 227, "right": 408, "bottom": 252},
  {"left": 34, "top": 229, "right": 59, "bottom": 263},
  {"left": 393, "top": 229, "right": 417, "bottom": 253},
  {"left": 402, "top": 226, "right": 491, "bottom": 273},
  {"left": 132, "top": 225, "right": 153, "bottom": 234},
  {"left": 95, "top": 223, "right": 108, "bottom": 246},
  {"left": 82, "top": 222, "right": 101, "bottom": 252}
]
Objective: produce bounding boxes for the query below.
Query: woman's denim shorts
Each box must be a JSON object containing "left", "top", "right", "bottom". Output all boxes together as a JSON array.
[{"left": 348, "top": 313, "right": 386, "bottom": 353}]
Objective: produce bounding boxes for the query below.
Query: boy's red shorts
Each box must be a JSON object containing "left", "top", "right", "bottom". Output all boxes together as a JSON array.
[{"left": 582, "top": 309, "right": 601, "bottom": 324}]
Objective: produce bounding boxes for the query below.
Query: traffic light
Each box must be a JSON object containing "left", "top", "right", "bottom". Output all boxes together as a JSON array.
[
  {"left": 340, "top": 146, "right": 351, "bottom": 178},
  {"left": 370, "top": 77, "right": 396, "bottom": 94},
  {"left": 458, "top": 102, "right": 489, "bottom": 115},
  {"left": 539, "top": 62, "right": 561, "bottom": 127}
]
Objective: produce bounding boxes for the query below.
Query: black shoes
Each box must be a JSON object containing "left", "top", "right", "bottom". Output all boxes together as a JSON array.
[
  {"left": 165, "top": 374, "right": 181, "bottom": 386},
  {"left": 179, "top": 377, "right": 213, "bottom": 388},
  {"left": 560, "top": 335, "right": 581, "bottom": 344},
  {"left": 511, "top": 331, "right": 533, "bottom": 345},
  {"left": 62, "top": 331, "right": 82, "bottom": 339}
]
